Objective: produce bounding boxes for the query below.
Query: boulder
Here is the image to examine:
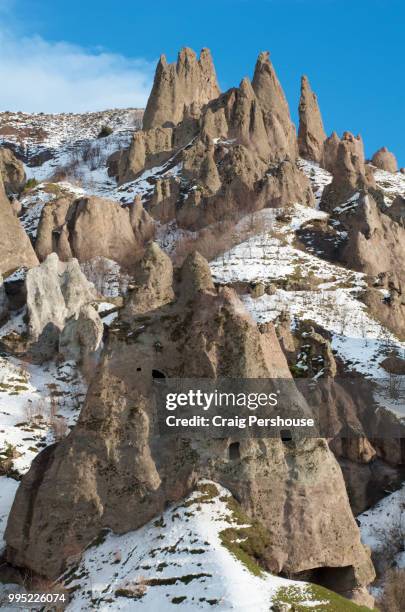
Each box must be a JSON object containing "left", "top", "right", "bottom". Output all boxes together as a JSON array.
[
  {"left": 59, "top": 304, "right": 103, "bottom": 362},
  {"left": 143, "top": 47, "right": 220, "bottom": 130},
  {"left": 298, "top": 75, "right": 326, "bottom": 163},
  {"left": 26, "top": 253, "right": 96, "bottom": 342},
  {"left": 35, "top": 197, "right": 74, "bottom": 262},
  {"left": 0, "top": 175, "right": 38, "bottom": 276},
  {"left": 371, "top": 146, "right": 398, "bottom": 173},
  {"left": 0, "top": 147, "right": 26, "bottom": 195}
]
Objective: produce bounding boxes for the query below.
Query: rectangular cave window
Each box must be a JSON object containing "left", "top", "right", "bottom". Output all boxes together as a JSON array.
[{"left": 229, "top": 442, "right": 240, "bottom": 460}]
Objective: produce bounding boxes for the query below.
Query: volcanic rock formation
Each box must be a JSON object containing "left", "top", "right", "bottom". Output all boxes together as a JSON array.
[
  {"left": 298, "top": 75, "right": 327, "bottom": 163},
  {"left": 0, "top": 147, "right": 26, "bottom": 195},
  {"left": 26, "top": 253, "right": 96, "bottom": 342},
  {"left": 371, "top": 146, "right": 398, "bottom": 173},
  {"left": 5, "top": 246, "right": 375, "bottom": 604},
  {"left": 35, "top": 195, "right": 153, "bottom": 268},
  {"left": 0, "top": 174, "right": 38, "bottom": 275},
  {"left": 143, "top": 47, "right": 220, "bottom": 130},
  {"left": 117, "top": 48, "right": 314, "bottom": 230}
]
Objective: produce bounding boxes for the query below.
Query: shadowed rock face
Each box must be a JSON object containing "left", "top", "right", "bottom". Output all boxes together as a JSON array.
[
  {"left": 36, "top": 195, "right": 154, "bottom": 269},
  {"left": 143, "top": 47, "right": 220, "bottom": 130},
  {"left": 0, "top": 175, "right": 38, "bottom": 276},
  {"left": 0, "top": 147, "right": 26, "bottom": 195},
  {"left": 371, "top": 146, "right": 398, "bottom": 173},
  {"left": 298, "top": 75, "right": 326, "bottom": 163},
  {"left": 5, "top": 246, "right": 374, "bottom": 598}
]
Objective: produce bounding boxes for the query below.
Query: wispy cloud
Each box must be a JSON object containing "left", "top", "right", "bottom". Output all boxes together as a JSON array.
[{"left": 0, "top": 28, "right": 155, "bottom": 113}]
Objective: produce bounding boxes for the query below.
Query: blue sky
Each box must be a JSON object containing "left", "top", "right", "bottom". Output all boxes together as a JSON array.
[{"left": 0, "top": 0, "right": 404, "bottom": 164}]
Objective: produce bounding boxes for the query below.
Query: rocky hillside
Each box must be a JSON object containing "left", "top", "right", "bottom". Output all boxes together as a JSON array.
[{"left": 0, "top": 45, "right": 404, "bottom": 611}]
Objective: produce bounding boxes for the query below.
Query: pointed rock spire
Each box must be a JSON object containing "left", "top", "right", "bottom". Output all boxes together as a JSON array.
[
  {"left": 143, "top": 47, "right": 220, "bottom": 130},
  {"left": 298, "top": 75, "right": 326, "bottom": 163},
  {"left": 252, "top": 51, "right": 297, "bottom": 161},
  {"left": 371, "top": 146, "right": 398, "bottom": 173}
]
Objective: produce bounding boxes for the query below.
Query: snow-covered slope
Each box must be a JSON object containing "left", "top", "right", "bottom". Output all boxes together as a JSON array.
[
  {"left": 0, "top": 310, "right": 87, "bottom": 548},
  {"left": 61, "top": 481, "right": 367, "bottom": 612}
]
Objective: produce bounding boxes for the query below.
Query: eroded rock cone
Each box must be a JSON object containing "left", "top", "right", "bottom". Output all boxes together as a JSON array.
[
  {"left": 322, "top": 131, "right": 341, "bottom": 172},
  {"left": 371, "top": 146, "right": 398, "bottom": 173},
  {"left": 26, "top": 252, "right": 96, "bottom": 342},
  {"left": 143, "top": 47, "right": 220, "bottom": 130},
  {"left": 5, "top": 248, "right": 374, "bottom": 600},
  {"left": 121, "top": 241, "right": 174, "bottom": 319},
  {"left": 59, "top": 304, "right": 103, "bottom": 363},
  {"left": 298, "top": 75, "right": 326, "bottom": 163},
  {"left": 321, "top": 132, "right": 373, "bottom": 210},
  {"left": 0, "top": 175, "right": 38, "bottom": 275},
  {"left": 0, "top": 147, "right": 26, "bottom": 195},
  {"left": 252, "top": 51, "right": 298, "bottom": 161}
]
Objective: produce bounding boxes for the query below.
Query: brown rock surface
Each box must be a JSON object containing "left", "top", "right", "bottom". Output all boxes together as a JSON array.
[
  {"left": 0, "top": 147, "right": 26, "bottom": 195},
  {"left": 252, "top": 51, "right": 298, "bottom": 161},
  {"left": 371, "top": 146, "right": 398, "bottom": 173},
  {"left": 143, "top": 47, "right": 220, "bottom": 130},
  {"left": 36, "top": 195, "right": 150, "bottom": 269},
  {"left": 6, "top": 248, "right": 374, "bottom": 599},
  {"left": 0, "top": 175, "right": 38, "bottom": 275},
  {"left": 298, "top": 75, "right": 326, "bottom": 163}
]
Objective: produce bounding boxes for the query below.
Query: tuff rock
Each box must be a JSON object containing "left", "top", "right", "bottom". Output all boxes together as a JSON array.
[
  {"left": 143, "top": 47, "right": 220, "bottom": 130},
  {"left": 298, "top": 75, "right": 326, "bottom": 163},
  {"left": 0, "top": 147, "right": 26, "bottom": 195},
  {"left": 371, "top": 146, "right": 398, "bottom": 173},
  {"left": 35, "top": 195, "right": 152, "bottom": 268},
  {"left": 0, "top": 175, "right": 38, "bottom": 276},
  {"left": 6, "top": 248, "right": 375, "bottom": 601},
  {"left": 59, "top": 304, "right": 104, "bottom": 363},
  {"left": 26, "top": 253, "right": 96, "bottom": 343}
]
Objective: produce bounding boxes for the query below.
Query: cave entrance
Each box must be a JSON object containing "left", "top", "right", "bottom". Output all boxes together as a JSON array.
[
  {"left": 280, "top": 429, "right": 293, "bottom": 443},
  {"left": 152, "top": 369, "right": 166, "bottom": 380},
  {"left": 229, "top": 442, "right": 240, "bottom": 461}
]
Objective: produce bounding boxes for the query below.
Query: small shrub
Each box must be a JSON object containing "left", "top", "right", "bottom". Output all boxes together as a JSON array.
[
  {"left": 23, "top": 178, "right": 39, "bottom": 191},
  {"left": 97, "top": 125, "right": 113, "bottom": 138}
]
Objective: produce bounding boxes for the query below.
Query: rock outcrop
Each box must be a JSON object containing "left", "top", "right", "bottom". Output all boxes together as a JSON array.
[
  {"left": 121, "top": 242, "right": 174, "bottom": 319},
  {"left": 59, "top": 304, "right": 103, "bottom": 363},
  {"left": 116, "top": 48, "right": 314, "bottom": 231},
  {"left": 0, "top": 175, "right": 38, "bottom": 276},
  {"left": 36, "top": 195, "right": 152, "bottom": 269},
  {"left": 143, "top": 48, "right": 220, "bottom": 130},
  {"left": 26, "top": 253, "right": 96, "bottom": 343},
  {"left": 371, "top": 146, "right": 398, "bottom": 173},
  {"left": 321, "top": 132, "right": 373, "bottom": 210},
  {"left": 298, "top": 75, "right": 326, "bottom": 163},
  {"left": 252, "top": 51, "right": 298, "bottom": 161},
  {"left": 6, "top": 248, "right": 374, "bottom": 603},
  {"left": 0, "top": 147, "right": 26, "bottom": 195}
]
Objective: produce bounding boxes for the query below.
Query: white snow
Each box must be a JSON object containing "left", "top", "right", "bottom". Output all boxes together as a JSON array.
[{"left": 62, "top": 481, "right": 329, "bottom": 611}]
